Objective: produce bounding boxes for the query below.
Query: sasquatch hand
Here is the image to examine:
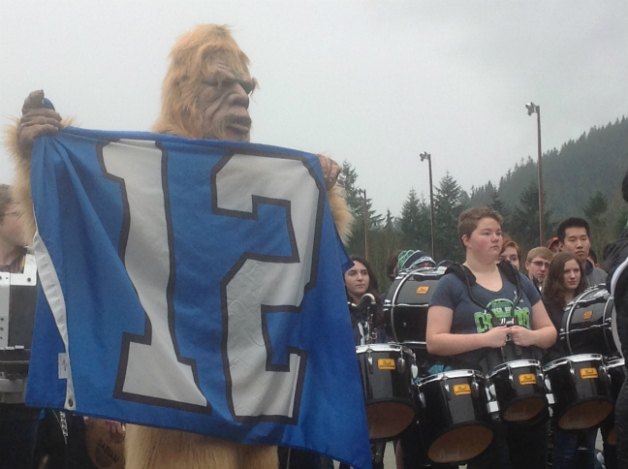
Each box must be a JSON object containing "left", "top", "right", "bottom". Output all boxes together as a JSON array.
[
  {"left": 18, "top": 90, "right": 63, "bottom": 156},
  {"left": 316, "top": 154, "right": 341, "bottom": 190}
]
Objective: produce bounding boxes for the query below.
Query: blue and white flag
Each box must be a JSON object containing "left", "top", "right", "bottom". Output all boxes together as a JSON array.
[{"left": 27, "top": 127, "right": 372, "bottom": 469}]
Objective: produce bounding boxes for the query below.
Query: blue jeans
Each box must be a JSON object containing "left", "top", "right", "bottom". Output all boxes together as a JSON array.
[{"left": 552, "top": 426, "right": 597, "bottom": 469}]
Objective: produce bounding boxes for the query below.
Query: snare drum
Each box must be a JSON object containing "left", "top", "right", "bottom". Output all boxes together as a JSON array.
[
  {"left": 417, "top": 369, "right": 493, "bottom": 464},
  {"left": 488, "top": 359, "right": 547, "bottom": 423},
  {"left": 605, "top": 357, "right": 625, "bottom": 445},
  {"left": 543, "top": 353, "right": 613, "bottom": 430},
  {"left": 560, "top": 286, "right": 620, "bottom": 358},
  {"left": 355, "top": 343, "right": 416, "bottom": 440}
]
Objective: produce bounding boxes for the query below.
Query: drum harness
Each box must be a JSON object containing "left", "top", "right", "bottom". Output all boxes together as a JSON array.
[{"left": 443, "top": 260, "right": 541, "bottom": 372}]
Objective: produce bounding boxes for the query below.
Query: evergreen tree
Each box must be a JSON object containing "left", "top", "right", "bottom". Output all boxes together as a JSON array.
[
  {"left": 487, "top": 182, "right": 508, "bottom": 220},
  {"left": 341, "top": 160, "right": 383, "bottom": 257},
  {"left": 433, "top": 173, "right": 467, "bottom": 262},
  {"left": 507, "top": 182, "right": 552, "bottom": 251},
  {"left": 399, "top": 189, "right": 430, "bottom": 249},
  {"left": 341, "top": 161, "right": 361, "bottom": 214},
  {"left": 369, "top": 210, "right": 403, "bottom": 291},
  {"left": 583, "top": 190, "right": 609, "bottom": 259}
]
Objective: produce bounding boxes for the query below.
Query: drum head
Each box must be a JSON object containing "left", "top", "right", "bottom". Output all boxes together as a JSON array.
[
  {"left": 366, "top": 401, "right": 415, "bottom": 440},
  {"left": 558, "top": 399, "right": 613, "bottom": 430},
  {"left": 503, "top": 396, "right": 545, "bottom": 422},
  {"left": 428, "top": 424, "right": 493, "bottom": 464}
]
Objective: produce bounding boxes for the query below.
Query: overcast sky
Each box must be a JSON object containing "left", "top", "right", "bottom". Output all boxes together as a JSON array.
[{"left": 2, "top": 1, "right": 627, "bottom": 216}]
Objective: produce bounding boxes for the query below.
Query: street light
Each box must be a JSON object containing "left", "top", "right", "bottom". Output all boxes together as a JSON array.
[
  {"left": 525, "top": 102, "right": 545, "bottom": 245},
  {"left": 361, "top": 188, "right": 369, "bottom": 260},
  {"left": 419, "top": 152, "right": 435, "bottom": 258}
]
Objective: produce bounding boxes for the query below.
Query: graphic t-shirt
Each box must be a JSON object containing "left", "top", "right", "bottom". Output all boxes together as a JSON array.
[{"left": 430, "top": 268, "right": 541, "bottom": 371}]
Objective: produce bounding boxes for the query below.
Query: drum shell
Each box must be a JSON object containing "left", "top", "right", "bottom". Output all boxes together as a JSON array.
[
  {"left": 417, "top": 370, "right": 493, "bottom": 464},
  {"left": 356, "top": 343, "right": 416, "bottom": 440},
  {"left": 383, "top": 269, "right": 443, "bottom": 345},
  {"left": 488, "top": 359, "right": 547, "bottom": 423},
  {"left": 560, "top": 286, "right": 618, "bottom": 358},
  {"left": 543, "top": 354, "right": 613, "bottom": 430}
]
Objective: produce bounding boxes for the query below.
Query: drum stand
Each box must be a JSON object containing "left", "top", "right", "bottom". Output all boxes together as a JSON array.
[{"left": 358, "top": 297, "right": 412, "bottom": 468}]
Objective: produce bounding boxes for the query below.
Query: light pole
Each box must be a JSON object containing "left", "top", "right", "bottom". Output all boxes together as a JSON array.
[
  {"left": 419, "top": 152, "right": 435, "bottom": 258},
  {"left": 525, "top": 102, "right": 545, "bottom": 245},
  {"left": 361, "top": 188, "right": 369, "bottom": 260}
]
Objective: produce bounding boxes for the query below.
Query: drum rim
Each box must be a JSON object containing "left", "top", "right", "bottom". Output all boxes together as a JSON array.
[
  {"left": 419, "top": 369, "right": 483, "bottom": 384},
  {"left": 356, "top": 343, "right": 402, "bottom": 353},
  {"left": 562, "top": 285, "right": 615, "bottom": 356},
  {"left": 356, "top": 342, "right": 416, "bottom": 354},
  {"left": 488, "top": 359, "right": 541, "bottom": 376},
  {"left": 543, "top": 353, "right": 605, "bottom": 371},
  {"left": 610, "top": 296, "right": 624, "bottom": 359},
  {"left": 605, "top": 357, "right": 625, "bottom": 368},
  {"left": 567, "top": 284, "right": 610, "bottom": 307}
]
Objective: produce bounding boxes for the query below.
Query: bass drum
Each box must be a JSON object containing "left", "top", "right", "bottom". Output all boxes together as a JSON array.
[
  {"left": 560, "top": 285, "right": 620, "bottom": 358},
  {"left": 383, "top": 267, "right": 445, "bottom": 349}
]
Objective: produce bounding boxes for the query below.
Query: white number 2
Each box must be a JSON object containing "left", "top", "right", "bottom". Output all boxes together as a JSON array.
[{"left": 214, "top": 153, "right": 320, "bottom": 419}]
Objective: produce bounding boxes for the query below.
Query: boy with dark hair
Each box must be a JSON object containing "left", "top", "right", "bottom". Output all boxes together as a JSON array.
[{"left": 556, "top": 216, "right": 607, "bottom": 286}]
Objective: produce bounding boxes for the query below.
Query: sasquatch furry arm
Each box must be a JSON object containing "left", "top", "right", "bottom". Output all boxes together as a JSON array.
[
  {"left": 125, "top": 426, "right": 278, "bottom": 469},
  {"left": 328, "top": 184, "right": 353, "bottom": 245},
  {"left": 5, "top": 119, "right": 43, "bottom": 239}
]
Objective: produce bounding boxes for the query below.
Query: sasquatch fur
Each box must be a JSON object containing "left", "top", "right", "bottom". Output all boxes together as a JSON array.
[
  {"left": 125, "top": 425, "right": 278, "bottom": 469},
  {"left": 5, "top": 24, "right": 352, "bottom": 469},
  {"left": 4, "top": 115, "right": 73, "bottom": 241}
]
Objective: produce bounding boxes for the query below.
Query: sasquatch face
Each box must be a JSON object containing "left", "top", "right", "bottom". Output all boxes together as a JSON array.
[{"left": 198, "top": 60, "right": 255, "bottom": 142}]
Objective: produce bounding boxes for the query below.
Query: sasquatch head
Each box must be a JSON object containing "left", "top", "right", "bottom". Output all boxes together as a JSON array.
[{"left": 154, "top": 24, "right": 256, "bottom": 142}]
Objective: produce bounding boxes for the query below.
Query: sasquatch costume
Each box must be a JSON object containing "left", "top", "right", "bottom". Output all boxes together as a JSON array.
[{"left": 6, "top": 24, "right": 352, "bottom": 469}]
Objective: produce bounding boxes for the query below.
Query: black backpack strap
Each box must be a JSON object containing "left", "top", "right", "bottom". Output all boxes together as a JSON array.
[{"left": 497, "top": 260, "right": 523, "bottom": 306}]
